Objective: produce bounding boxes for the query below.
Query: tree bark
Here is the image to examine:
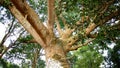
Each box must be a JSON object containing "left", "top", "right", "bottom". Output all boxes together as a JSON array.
[{"left": 45, "top": 39, "right": 70, "bottom": 68}]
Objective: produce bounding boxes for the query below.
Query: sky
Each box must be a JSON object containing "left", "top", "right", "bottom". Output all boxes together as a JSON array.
[{"left": 0, "top": 22, "right": 6, "bottom": 42}]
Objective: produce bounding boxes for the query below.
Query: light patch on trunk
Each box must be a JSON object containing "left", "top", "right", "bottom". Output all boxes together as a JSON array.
[{"left": 46, "top": 58, "right": 63, "bottom": 68}]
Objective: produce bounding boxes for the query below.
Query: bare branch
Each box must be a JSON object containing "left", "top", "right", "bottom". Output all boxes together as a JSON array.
[
  {"left": 61, "top": 29, "right": 75, "bottom": 39},
  {"left": 66, "top": 35, "right": 78, "bottom": 47},
  {"left": 0, "top": 0, "right": 4, "bottom": 5},
  {"left": 55, "top": 15, "right": 75, "bottom": 40},
  {"left": 55, "top": 15, "right": 63, "bottom": 36},
  {"left": 99, "top": 10, "right": 120, "bottom": 25},
  {"left": 0, "top": 19, "right": 15, "bottom": 47},
  {"left": 60, "top": 15, "right": 68, "bottom": 29},
  {"left": 0, "top": 30, "right": 25, "bottom": 58},
  {"left": 20, "top": 38, "right": 37, "bottom": 43},
  {"left": 85, "top": 23, "right": 97, "bottom": 35},
  {"left": 98, "top": 0, "right": 114, "bottom": 16},
  {"left": 67, "top": 39, "right": 94, "bottom": 51},
  {"left": 55, "top": 14, "right": 75, "bottom": 39}
]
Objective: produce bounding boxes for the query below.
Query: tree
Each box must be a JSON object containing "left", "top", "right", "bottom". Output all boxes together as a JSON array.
[{"left": 0, "top": 0, "right": 120, "bottom": 68}]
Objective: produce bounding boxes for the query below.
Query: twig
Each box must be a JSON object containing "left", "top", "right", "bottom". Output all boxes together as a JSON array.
[
  {"left": 0, "top": 30, "right": 25, "bottom": 58},
  {"left": 0, "top": 18, "right": 15, "bottom": 47}
]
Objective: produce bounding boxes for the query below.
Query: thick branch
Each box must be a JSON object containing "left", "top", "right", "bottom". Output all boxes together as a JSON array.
[
  {"left": 47, "top": 0, "right": 55, "bottom": 33},
  {"left": 10, "top": 0, "right": 49, "bottom": 45},
  {"left": 9, "top": 5, "right": 47, "bottom": 47}
]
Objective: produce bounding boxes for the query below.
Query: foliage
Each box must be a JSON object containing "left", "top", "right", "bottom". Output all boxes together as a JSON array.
[
  {"left": 69, "top": 44, "right": 103, "bottom": 68},
  {"left": 92, "top": 21, "right": 120, "bottom": 67},
  {"left": 110, "top": 40, "right": 120, "bottom": 68},
  {"left": 5, "top": 35, "right": 45, "bottom": 68},
  {"left": 0, "top": 0, "right": 120, "bottom": 68},
  {"left": 0, "top": 59, "right": 19, "bottom": 68}
]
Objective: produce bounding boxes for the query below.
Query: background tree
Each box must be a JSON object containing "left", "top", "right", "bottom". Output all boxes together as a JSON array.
[
  {"left": 0, "top": 0, "right": 120, "bottom": 68},
  {"left": 71, "top": 45, "right": 103, "bottom": 68},
  {"left": 6, "top": 35, "right": 45, "bottom": 68},
  {"left": 0, "top": 59, "right": 19, "bottom": 68}
]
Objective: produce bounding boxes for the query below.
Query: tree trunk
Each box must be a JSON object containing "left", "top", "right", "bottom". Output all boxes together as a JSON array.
[
  {"left": 45, "top": 39, "right": 70, "bottom": 68},
  {"left": 8, "top": 0, "right": 71, "bottom": 68}
]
